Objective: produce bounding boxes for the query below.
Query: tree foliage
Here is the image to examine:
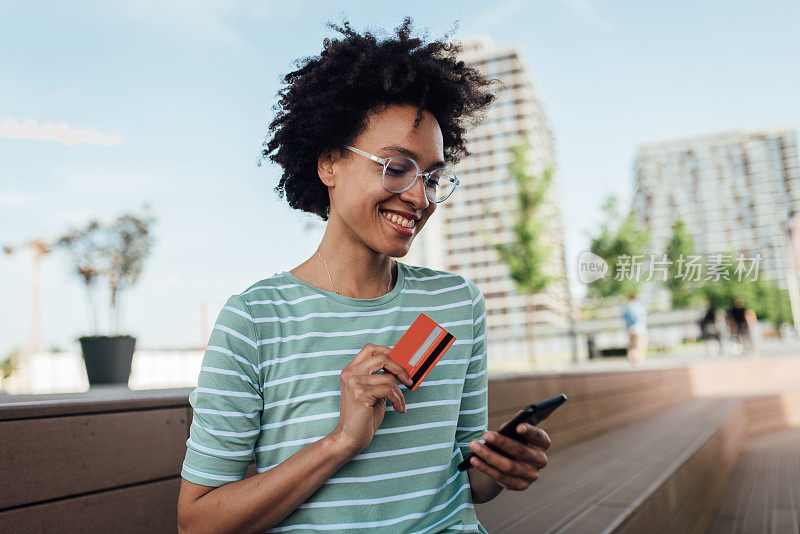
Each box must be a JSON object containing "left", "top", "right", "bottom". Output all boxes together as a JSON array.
[
  {"left": 588, "top": 195, "right": 649, "bottom": 300},
  {"left": 699, "top": 252, "right": 793, "bottom": 327},
  {"left": 664, "top": 219, "right": 701, "bottom": 308},
  {"left": 477, "top": 134, "right": 557, "bottom": 294}
]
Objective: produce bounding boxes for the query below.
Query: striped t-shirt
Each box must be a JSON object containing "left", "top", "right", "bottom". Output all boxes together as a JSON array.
[{"left": 181, "top": 260, "right": 489, "bottom": 533}]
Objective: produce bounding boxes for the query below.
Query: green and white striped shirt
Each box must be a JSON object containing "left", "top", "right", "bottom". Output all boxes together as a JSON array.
[{"left": 181, "top": 260, "right": 489, "bottom": 533}]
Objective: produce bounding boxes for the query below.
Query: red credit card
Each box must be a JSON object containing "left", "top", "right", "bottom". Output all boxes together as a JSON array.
[{"left": 388, "top": 313, "right": 455, "bottom": 391}]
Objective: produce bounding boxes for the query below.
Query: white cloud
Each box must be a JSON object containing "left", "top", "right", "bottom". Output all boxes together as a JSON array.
[{"left": 0, "top": 117, "right": 125, "bottom": 147}]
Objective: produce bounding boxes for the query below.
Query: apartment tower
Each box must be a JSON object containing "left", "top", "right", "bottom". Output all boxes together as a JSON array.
[
  {"left": 631, "top": 127, "right": 800, "bottom": 307},
  {"left": 403, "top": 36, "right": 574, "bottom": 362}
]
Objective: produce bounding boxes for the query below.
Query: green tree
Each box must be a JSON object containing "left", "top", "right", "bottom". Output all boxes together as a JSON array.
[
  {"left": 476, "top": 134, "right": 559, "bottom": 364},
  {"left": 754, "top": 279, "right": 793, "bottom": 328},
  {"left": 0, "top": 348, "right": 19, "bottom": 380},
  {"left": 588, "top": 195, "right": 649, "bottom": 301},
  {"left": 664, "top": 219, "right": 700, "bottom": 308},
  {"left": 700, "top": 251, "right": 793, "bottom": 328}
]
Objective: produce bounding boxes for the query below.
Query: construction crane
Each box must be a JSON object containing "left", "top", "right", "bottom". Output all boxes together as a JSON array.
[{"left": 2, "top": 236, "right": 53, "bottom": 353}]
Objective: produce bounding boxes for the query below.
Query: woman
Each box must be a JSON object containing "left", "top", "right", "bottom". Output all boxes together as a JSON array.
[{"left": 177, "top": 18, "right": 551, "bottom": 533}]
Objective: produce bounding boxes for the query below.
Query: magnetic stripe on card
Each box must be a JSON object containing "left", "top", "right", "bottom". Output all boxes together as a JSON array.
[
  {"left": 411, "top": 332, "right": 454, "bottom": 385},
  {"left": 408, "top": 326, "right": 443, "bottom": 367}
]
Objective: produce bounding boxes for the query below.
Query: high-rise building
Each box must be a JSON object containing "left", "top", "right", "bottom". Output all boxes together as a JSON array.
[
  {"left": 403, "top": 36, "right": 574, "bottom": 362},
  {"left": 631, "top": 127, "right": 800, "bottom": 306}
]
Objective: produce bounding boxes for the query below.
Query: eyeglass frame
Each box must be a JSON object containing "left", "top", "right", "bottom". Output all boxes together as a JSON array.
[{"left": 343, "top": 145, "right": 460, "bottom": 203}]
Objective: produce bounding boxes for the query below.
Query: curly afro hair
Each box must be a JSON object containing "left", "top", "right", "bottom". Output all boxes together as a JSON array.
[{"left": 260, "top": 16, "right": 499, "bottom": 221}]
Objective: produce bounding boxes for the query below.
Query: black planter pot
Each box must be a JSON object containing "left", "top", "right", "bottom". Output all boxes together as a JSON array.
[{"left": 78, "top": 335, "right": 136, "bottom": 386}]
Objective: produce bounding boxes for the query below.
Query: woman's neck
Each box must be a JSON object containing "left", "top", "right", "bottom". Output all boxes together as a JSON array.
[
  {"left": 317, "top": 250, "right": 396, "bottom": 299},
  {"left": 292, "top": 228, "right": 397, "bottom": 299}
]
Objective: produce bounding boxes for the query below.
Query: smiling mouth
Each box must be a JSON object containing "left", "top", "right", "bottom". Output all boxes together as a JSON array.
[
  {"left": 380, "top": 209, "right": 417, "bottom": 228},
  {"left": 380, "top": 209, "right": 416, "bottom": 236}
]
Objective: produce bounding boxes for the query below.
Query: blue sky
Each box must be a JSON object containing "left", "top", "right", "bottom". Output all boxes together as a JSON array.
[{"left": 1, "top": 0, "right": 798, "bottom": 354}]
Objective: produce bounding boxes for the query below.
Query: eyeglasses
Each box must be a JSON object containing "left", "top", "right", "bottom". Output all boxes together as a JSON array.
[{"left": 344, "top": 145, "right": 460, "bottom": 203}]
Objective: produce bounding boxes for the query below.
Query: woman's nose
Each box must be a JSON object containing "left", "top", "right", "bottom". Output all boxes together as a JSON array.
[{"left": 401, "top": 174, "right": 430, "bottom": 209}]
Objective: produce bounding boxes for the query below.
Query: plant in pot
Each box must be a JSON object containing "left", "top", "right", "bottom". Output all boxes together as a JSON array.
[{"left": 55, "top": 207, "right": 156, "bottom": 387}]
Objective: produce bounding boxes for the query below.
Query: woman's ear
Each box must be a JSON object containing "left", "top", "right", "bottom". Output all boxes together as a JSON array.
[{"left": 317, "top": 149, "right": 339, "bottom": 187}]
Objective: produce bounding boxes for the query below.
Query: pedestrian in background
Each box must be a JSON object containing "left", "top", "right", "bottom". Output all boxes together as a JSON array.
[
  {"left": 745, "top": 306, "right": 761, "bottom": 357},
  {"left": 623, "top": 293, "right": 648, "bottom": 366},
  {"left": 726, "top": 298, "right": 754, "bottom": 356}
]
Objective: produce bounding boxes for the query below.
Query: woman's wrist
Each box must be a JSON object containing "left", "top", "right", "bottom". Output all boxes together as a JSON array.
[{"left": 323, "top": 429, "right": 362, "bottom": 463}]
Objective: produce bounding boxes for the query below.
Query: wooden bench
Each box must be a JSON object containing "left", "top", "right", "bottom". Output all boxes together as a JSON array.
[
  {"left": 476, "top": 387, "right": 800, "bottom": 533},
  {"left": 486, "top": 365, "right": 695, "bottom": 451},
  {"left": 709, "top": 390, "right": 800, "bottom": 533},
  {"left": 1, "top": 357, "right": 798, "bottom": 533},
  {"left": 0, "top": 366, "right": 709, "bottom": 534},
  {"left": 0, "top": 386, "right": 195, "bottom": 533},
  {"left": 710, "top": 425, "right": 800, "bottom": 533},
  {"left": 476, "top": 396, "right": 745, "bottom": 533}
]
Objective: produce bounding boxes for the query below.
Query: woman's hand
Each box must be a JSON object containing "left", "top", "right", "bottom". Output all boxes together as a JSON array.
[
  {"left": 330, "top": 343, "right": 414, "bottom": 455},
  {"left": 468, "top": 410, "right": 552, "bottom": 491}
]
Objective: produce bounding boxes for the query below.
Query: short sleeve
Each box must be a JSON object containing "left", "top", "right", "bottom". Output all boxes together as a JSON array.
[
  {"left": 455, "top": 277, "right": 489, "bottom": 459},
  {"left": 181, "top": 294, "right": 264, "bottom": 487}
]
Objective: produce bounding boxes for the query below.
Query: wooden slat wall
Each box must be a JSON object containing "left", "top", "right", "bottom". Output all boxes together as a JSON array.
[
  {"left": 487, "top": 367, "right": 695, "bottom": 451},
  {"left": 618, "top": 401, "right": 747, "bottom": 534},
  {"left": 0, "top": 478, "right": 180, "bottom": 534},
  {"left": 688, "top": 356, "right": 800, "bottom": 397},
  {"left": 0, "top": 390, "right": 265, "bottom": 533},
  {"left": 0, "top": 408, "right": 188, "bottom": 509},
  {"left": 742, "top": 389, "right": 800, "bottom": 437},
  {"left": 710, "top": 426, "right": 800, "bottom": 533},
  {"left": 0, "top": 357, "right": 796, "bottom": 533},
  {"left": 0, "top": 389, "right": 192, "bottom": 533},
  {"left": 473, "top": 397, "right": 741, "bottom": 533}
]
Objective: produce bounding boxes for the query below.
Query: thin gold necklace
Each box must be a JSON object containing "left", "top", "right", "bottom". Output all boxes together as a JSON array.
[{"left": 317, "top": 250, "right": 392, "bottom": 295}]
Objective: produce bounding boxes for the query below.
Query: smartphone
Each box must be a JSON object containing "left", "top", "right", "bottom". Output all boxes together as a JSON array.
[{"left": 457, "top": 393, "right": 567, "bottom": 471}]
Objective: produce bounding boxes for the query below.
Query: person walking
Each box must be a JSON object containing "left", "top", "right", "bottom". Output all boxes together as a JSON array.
[
  {"left": 623, "top": 293, "right": 648, "bottom": 366},
  {"left": 745, "top": 306, "right": 761, "bottom": 356},
  {"left": 727, "top": 298, "right": 754, "bottom": 356}
]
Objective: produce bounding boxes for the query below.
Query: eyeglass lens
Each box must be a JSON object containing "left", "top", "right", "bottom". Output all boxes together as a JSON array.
[{"left": 383, "top": 157, "right": 456, "bottom": 203}]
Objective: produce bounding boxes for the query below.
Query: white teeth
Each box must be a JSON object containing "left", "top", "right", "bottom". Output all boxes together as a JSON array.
[{"left": 382, "top": 210, "right": 415, "bottom": 228}]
